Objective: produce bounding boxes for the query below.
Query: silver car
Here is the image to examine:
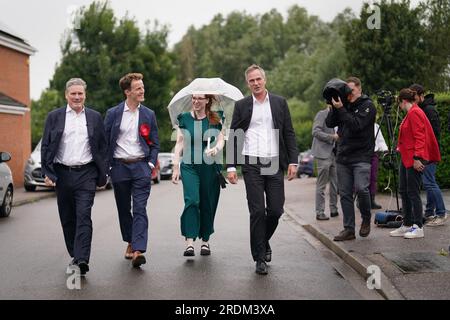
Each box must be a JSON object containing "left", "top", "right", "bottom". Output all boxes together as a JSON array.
[
  {"left": 158, "top": 152, "right": 174, "bottom": 180},
  {"left": 0, "top": 152, "right": 13, "bottom": 218},
  {"left": 24, "top": 139, "right": 48, "bottom": 191}
]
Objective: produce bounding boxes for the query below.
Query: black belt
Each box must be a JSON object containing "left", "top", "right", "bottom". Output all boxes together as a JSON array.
[{"left": 55, "top": 162, "right": 95, "bottom": 171}]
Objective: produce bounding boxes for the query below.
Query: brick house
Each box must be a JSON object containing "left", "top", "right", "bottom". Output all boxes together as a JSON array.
[{"left": 0, "top": 23, "right": 36, "bottom": 186}]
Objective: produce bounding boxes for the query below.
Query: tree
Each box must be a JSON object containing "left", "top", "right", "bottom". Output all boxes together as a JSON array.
[
  {"left": 284, "top": 5, "right": 328, "bottom": 55},
  {"left": 31, "top": 89, "right": 63, "bottom": 147},
  {"left": 173, "top": 9, "right": 290, "bottom": 94},
  {"left": 172, "top": 4, "right": 356, "bottom": 152},
  {"left": 344, "top": 0, "right": 428, "bottom": 94},
  {"left": 268, "top": 8, "right": 351, "bottom": 119},
  {"left": 420, "top": 0, "right": 450, "bottom": 91},
  {"left": 33, "top": 1, "right": 175, "bottom": 150},
  {"left": 287, "top": 98, "right": 314, "bottom": 152}
]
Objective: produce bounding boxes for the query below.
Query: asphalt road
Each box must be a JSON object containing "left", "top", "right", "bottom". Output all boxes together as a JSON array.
[{"left": 0, "top": 179, "right": 374, "bottom": 300}]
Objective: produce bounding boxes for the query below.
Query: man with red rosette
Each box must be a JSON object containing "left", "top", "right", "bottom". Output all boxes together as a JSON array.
[{"left": 104, "top": 73, "right": 159, "bottom": 268}]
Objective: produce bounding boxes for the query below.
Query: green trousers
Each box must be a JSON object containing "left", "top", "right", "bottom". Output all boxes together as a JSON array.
[{"left": 180, "top": 163, "right": 220, "bottom": 241}]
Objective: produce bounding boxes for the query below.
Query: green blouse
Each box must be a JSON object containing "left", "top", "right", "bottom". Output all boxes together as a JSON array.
[{"left": 177, "top": 111, "right": 224, "bottom": 164}]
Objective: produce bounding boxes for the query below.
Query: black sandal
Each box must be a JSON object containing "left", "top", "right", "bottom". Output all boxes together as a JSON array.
[
  {"left": 183, "top": 245, "right": 195, "bottom": 256},
  {"left": 200, "top": 244, "right": 211, "bottom": 256}
]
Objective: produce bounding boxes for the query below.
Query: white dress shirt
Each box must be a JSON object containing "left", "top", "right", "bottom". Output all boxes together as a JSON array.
[
  {"left": 54, "top": 105, "right": 93, "bottom": 166},
  {"left": 242, "top": 93, "right": 279, "bottom": 158},
  {"left": 113, "top": 102, "right": 145, "bottom": 160},
  {"left": 374, "top": 123, "right": 388, "bottom": 152}
]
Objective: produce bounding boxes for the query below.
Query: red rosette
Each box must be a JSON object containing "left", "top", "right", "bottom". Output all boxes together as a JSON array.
[{"left": 139, "top": 123, "right": 152, "bottom": 146}]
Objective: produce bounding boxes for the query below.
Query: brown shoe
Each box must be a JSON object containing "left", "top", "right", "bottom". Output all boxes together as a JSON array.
[
  {"left": 359, "top": 220, "right": 371, "bottom": 237},
  {"left": 131, "top": 251, "right": 146, "bottom": 268},
  {"left": 124, "top": 243, "right": 133, "bottom": 260},
  {"left": 333, "top": 229, "right": 356, "bottom": 241}
]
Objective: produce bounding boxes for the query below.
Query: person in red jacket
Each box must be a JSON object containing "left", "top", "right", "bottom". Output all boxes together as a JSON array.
[{"left": 390, "top": 88, "right": 441, "bottom": 239}]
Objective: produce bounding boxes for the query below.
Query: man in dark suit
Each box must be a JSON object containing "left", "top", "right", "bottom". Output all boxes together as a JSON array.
[
  {"left": 104, "top": 73, "right": 159, "bottom": 268},
  {"left": 226, "top": 64, "right": 298, "bottom": 275},
  {"left": 41, "top": 78, "right": 108, "bottom": 276}
]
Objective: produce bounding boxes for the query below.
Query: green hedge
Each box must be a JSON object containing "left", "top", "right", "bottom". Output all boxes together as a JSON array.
[{"left": 377, "top": 92, "right": 450, "bottom": 192}]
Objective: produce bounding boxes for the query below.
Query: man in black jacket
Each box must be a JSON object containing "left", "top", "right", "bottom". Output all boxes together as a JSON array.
[
  {"left": 41, "top": 78, "right": 108, "bottom": 275},
  {"left": 227, "top": 64, "right": 298, "bottom": 275},
  {"left": 326, "top": 77, "right": 376, "bottom": 241},
  {"left": 410, "top": 84, "right": 447, "bottom": 226}
]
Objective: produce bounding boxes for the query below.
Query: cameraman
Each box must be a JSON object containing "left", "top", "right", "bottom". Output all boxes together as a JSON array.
[{"left": 325, "top": 77, "right": 376, "bottom": 241}]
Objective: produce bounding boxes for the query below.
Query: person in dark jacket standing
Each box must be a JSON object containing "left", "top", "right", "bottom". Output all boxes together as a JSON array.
[
  {"left": 409, "top": 84, "right": 447, "bottom": 226},
  {"left": 325, "top": 77, "right": 376, "bottom": 241}
]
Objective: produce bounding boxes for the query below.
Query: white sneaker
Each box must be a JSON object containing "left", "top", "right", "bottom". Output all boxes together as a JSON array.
[
  {"left": 390, "top": 225, "right": 411, "bottom": 237},
  {"left": 426, "top": 214, "right": 448, "bottom": 227},
  {"left": 404, "top": 224, "right": 424, "bottom": 239}
]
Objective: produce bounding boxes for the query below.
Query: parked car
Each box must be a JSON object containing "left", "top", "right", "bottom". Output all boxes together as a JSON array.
[
  {"left": 297, "top": 149, "right": 314, "bottom": 178},
  {"left": 24, "top": 139, "right": 112, "bottom": 191},
  {"left": 24, "top": 139, "right": 46, "bottom": 191},
  {"left": 158, "top": 152, "right": 174, "bottom": 180},
  {"left": 0, "top": 152, "right": 13, "bottom": 218},
  {"left": 151, "top": 159, "right": 161, "bottom": 184}
]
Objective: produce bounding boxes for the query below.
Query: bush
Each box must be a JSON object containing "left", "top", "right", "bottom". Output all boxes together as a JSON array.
[{"left": 434, "top": 93, "right": 450, "bottom": 188}]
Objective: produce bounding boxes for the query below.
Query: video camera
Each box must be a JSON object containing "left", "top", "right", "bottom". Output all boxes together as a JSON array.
[
  {"left": 376, "top": 90, "right": 394, "bottom": 113},
  {"left": 322, "top": 78, "right": 352, "bottom": 106}
]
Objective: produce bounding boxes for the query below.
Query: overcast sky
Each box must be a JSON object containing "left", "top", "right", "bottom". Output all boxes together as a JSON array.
[{"left": 0, "top": 0, "right": 417, "bottom": 99}]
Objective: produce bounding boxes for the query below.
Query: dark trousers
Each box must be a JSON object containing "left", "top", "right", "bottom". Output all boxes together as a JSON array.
[
  {"left": 399, "top": 163, "right": 423, "bottom": 227},
  {"left": 54, "top": 163, "right": 98, "bottom": 263},
  {"left": 242, "top": 157, "right": 284, "bottom": 262},
  {"left": 111, "top": 161, "right": 151, "bottom": 253},
  {"left": 336, "top": 162, "right": 371, "bottom": 231}
]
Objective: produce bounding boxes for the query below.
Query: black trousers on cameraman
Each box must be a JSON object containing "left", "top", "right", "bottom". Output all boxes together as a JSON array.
[
  {"left": 336, "top": 162, "right": 372, "bottom": 231},
  {"left": 399, "top": 163, "right": 423, "bottom": 228}
]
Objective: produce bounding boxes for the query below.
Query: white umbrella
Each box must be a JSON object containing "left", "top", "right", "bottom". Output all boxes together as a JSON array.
[{"left": 167, "top": 78, "right": 244, "bottom": 130}]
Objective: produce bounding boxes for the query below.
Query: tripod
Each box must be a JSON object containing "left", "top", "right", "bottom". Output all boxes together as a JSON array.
[{"left": 374, "top": 100, "right": 404, "bottom": 227}]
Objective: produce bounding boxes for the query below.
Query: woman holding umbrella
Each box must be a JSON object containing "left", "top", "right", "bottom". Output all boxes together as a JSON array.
[{"left": 172, "top": 93, "right": 225, "bottom": 256}]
